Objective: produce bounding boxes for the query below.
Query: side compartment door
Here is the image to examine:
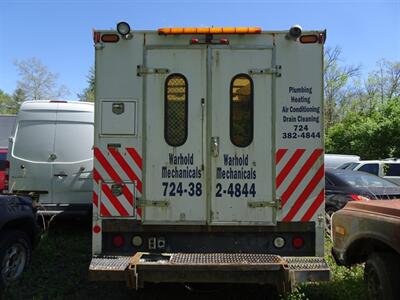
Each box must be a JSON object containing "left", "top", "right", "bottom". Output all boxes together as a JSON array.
[
  {"left": 210, "top": 48, "right": 274, "bottom": 224},
  {"left": 144, "top": 48, "right": 207, "bottom": 223}
]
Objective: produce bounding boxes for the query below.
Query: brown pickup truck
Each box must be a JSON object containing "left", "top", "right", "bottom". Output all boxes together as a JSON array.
[{"left": 331, "top": 200, "right": 400, "bottom": 300}]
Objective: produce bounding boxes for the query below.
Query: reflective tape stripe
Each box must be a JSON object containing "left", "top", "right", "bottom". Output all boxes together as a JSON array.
[
  {"left": 300, "top": 188, "right": 325, "bottom": 221},
  {"left": 93, "top": 192, "right": 98, "bottom": 207},
  {"left": 101, "top": 184, "right": 129, "bottom": 217},
  {"left": 275, "top": 148, "right": 288, "bottom": 165},
  {"left": 281, "top": 149, "right": 323, "bottom": 206},
  {"left": 109, "top": 147, "right": 142, "bottom": 193},
  {"left": 283, "top": 164, "right": 324, "bottom": 222},
  {"left": 94, "top": 147, "right": 123, "bottom": 183},
  {"left": 127, "top": 147, "right": 142, "bottom": 170},
  {"left": 276, "top": 149, "right": 305, "bottom": 189}
]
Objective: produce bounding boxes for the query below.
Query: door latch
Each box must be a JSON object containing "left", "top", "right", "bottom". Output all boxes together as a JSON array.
[
  {"left": 137, "top": 65, "right": 170, "bottom": 76},
  {"left": 211, "top": 137, "right": 219, "bottom": 157},
  {"left": 248, "top": 198, "right": 282, "bottom": 209}
]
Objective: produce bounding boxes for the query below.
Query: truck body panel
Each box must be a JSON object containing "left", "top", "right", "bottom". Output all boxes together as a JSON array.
[{"left": 91, "top": 26, "right": 328, "bottom": 290}]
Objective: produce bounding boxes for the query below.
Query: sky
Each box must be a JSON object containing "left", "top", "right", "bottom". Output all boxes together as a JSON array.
[{"left": 0, "top": 0, "right": 399, "bottom": 100}]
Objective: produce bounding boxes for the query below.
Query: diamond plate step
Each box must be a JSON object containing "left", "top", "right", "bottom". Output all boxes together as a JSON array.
[
  {"left": 284, "top": 256, "right": 329, "bottom": 270},
  {"left": 90, "top": 255, "right": 131, "bottom": 271},
  {"left": 283, "top": 256, "right": 331, "bottom": 283},
  {"left": 170, "top": 253, "right": 284, "bottom": 265}
]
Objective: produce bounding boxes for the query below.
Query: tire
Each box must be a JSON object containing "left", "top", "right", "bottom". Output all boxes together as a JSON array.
[
  {"left": 364, "top": 252, "right": 400, "bottom": 300},
  {"left": 0, "top": 230, "right": 32, "bottom": 289}
]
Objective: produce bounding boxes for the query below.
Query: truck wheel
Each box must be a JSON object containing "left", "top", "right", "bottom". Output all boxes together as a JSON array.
[
  {"left": 0, "top": 230, "right": 32, "bottom": 288},
  {"left": 364, "top": 252, "right": 400, "bottom": 300}
]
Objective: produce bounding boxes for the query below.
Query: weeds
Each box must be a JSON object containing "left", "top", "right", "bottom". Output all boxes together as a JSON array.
[{"left": 3, "top": 221, "right": 366, "bottom": 299}]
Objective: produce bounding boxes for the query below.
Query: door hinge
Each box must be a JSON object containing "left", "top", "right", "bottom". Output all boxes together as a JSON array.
[
  {"left": 248, "top": 198, "right": 282, "bottom": 209},
  {"left": 137, "top": 65, "right": 170, "bottom": 76},
  {"left": 249, "top": 65, "right": 282, "bottom": 77},
  {"left": 136, "top": 199, "right": 169, "bottom": 207}
]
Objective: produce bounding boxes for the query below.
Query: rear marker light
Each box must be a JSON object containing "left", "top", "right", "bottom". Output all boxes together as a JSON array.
[
  {"left": 220, "top": 38, "right": 229, "bottom": 44},
  {"left": 101, "top": 34, "right": 120, "bottom": 43},
  {"left": 299, "top": 35, "right": 318, "bottom": 44},
  {"left": 158, "top": 27, "right": 262, "bottom": 35},
  {"left": 112, "top": 235, "right": 125, "bottom": 248},
  {"left": 292, "top": 237, "right": 305, "bottom": 249},
  {"left": 273, "top": 237, "right": 285, "bottom": 248},
  {"left": 93, "top": 32, "right": 101, "bottom": 43},
  {"left": 335, "top": 226, "right": 346, "bottom": 236},
  {"left": 93, "top": 225, "right": 101, "bottom": 234},
  {"left": 190, "top": 38, "right": 199, "bottom": 44}
]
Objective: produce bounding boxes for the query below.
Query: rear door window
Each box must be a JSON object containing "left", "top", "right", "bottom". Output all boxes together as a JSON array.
[
  {"left": 384, "top": 163, "right": 400, "bottom": 176},
  {"left": 54, "top": 122, "right": 93, "bottom": 163},
  {"left": 358, "top": 163, "right": 379, "bottom": 176},
  {"left": 13, "top": 121, "right": 56, "bottom": 162}
]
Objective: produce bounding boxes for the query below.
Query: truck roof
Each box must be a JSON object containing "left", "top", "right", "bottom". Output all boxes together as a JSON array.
[{"left": 20, "top": 100, "right": 94, "bottom": 112}]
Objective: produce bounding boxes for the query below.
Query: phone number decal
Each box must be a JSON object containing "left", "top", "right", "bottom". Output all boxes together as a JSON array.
[
  {"left": 162, "top": 182, "right": 202, "bottom": 197},
  {"left": 282, "top": 125, "right": 320, "bottom": 139},
  {"left": 215, "top": 183, "right": 256, "bottom": 198}
]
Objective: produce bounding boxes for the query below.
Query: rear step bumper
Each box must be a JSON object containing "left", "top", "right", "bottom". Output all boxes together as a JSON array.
[{"left": 89, "top": 253, "right": 330, "bottom": 294}]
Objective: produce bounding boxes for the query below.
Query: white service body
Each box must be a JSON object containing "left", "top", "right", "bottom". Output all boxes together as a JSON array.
[
  {"left": 8, "top": 101, "right": 94, "bottom": 214},
  {"left": 90, "top": 26, "right": 327, "bottom": 289}
]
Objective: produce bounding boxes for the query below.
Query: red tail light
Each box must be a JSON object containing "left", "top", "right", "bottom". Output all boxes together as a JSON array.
[
  {"left": 350, "top": 194, "right": 370, "bottom": 201},
  {"left": 112, "top": 235, "right": 125, "bottom": 248},
  {"left": 292, "top": 237, "right": 304, "bottom": 249}
]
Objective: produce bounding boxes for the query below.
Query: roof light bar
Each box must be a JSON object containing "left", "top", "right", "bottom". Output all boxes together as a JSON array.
[{"left": 158, "top": 27, "right": 262, "bottom": 35}]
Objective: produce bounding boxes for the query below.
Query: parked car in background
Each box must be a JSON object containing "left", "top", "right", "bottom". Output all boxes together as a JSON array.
[
  {"left": 0, "top": 149, "right": 8, "bottom": 193},
  {"left": 0, "top": 115, "right": 16, "bottom": 194},
  {"left": 7, "top": 100, "right": 94, "bottom": 216},
  {"left": 337, "top": 159, "right": 400, "bottom": 185},
  {"left": 0, "top": 194, "right": 40, "bottom": 288},
  {"left": 325, "top": 169, "right": 400, "bottom": 230},
  {"left": 331, "top": 200, "right": 400, "bottom": 300},
  {"left": 324, "top": 154, "right": 360, "bottom": 169},
  {"left": 0, "top": 115, "right": 16, "bottom": 149}
]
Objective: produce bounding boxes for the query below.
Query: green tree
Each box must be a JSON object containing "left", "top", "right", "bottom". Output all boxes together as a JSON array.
[
  {"left": 326, "top": 97, "right": 400, "bottom": 159},
  {"left": 78, "top": 66, "right": 95, "bottom": 102},
  {"left": 324, "top": 46, "right": 360, "bottom": 129},
  {"left": 0, "top": 89, "right": 17, "bottom": 114}
]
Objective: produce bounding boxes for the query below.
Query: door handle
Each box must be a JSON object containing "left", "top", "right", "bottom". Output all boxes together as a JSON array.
[
  {"left": 211, "top": 137, "right": 219, "bottom": 157},
  {"left": 54, "top": 173, "right": 68, "bottom": 177}
]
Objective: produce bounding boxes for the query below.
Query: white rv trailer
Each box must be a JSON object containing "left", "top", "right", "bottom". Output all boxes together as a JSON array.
[
  {"left": 89, "top": 23, "right": 329, "bottom": 292},
  {"left": 7, "top": 100, "right": 94, "bottom": 215}
]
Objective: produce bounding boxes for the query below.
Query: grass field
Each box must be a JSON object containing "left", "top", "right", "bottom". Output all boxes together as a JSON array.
[{"left": 2, "top": 219, "right": 367, "bottom": 300}]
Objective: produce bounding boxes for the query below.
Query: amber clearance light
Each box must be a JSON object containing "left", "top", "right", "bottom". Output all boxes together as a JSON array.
[{"left": 158, "top": 27, "right": 262, "bottom": 35}]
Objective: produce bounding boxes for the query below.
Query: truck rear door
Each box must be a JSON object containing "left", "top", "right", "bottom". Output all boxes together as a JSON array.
[
  {"left": 144, "top": 48, "right": 207, "bottom": 223},
  {"left": 209, "top": 48, "right": 274, "bottom": 224},
  {"left": 144, "top": 44, "right": 274, "bottom": 225}
]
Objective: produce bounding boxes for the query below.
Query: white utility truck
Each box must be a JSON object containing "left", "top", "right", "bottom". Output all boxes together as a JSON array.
[{"left": 89, "top": 22, "right": 329, "bottom": 293}]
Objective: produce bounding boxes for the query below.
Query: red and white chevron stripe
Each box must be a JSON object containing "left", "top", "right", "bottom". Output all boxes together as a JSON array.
[
  {"left": 93, "top": 147, "right": 142, "bottom": 218},
  {"left": 276, "top": 148, "right": 324, "bottom": 222}
]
